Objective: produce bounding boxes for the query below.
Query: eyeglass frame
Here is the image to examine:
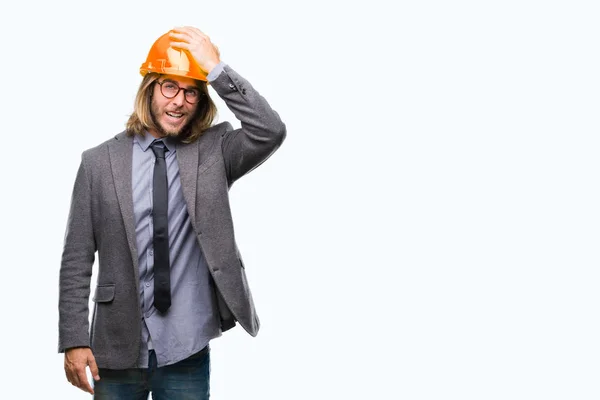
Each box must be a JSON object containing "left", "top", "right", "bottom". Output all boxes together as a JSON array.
[{"left": 155, "top": 79, "right": 204, "bottom": 104}]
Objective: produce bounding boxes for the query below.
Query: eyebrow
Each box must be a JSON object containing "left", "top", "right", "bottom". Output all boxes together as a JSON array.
[{"left": 162, "top": 79, "right": 199, "bottom": 91}]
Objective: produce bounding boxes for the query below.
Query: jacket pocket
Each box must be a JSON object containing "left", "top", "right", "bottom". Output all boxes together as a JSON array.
[{"left": 93, "top": 284, "right": 115, "bottom": 303}]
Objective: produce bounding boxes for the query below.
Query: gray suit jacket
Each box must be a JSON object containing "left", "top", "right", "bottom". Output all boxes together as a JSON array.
[{"left": 58, "top": 65, "right": 286, "bottom": 369}]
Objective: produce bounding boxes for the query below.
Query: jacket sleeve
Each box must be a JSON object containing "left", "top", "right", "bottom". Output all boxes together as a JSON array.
[
  {"left": 58, "top": 155, "right": 96, "bottom": 352},
  {"left": 210, "top": 64, "right": 287, "bottom": 185}
]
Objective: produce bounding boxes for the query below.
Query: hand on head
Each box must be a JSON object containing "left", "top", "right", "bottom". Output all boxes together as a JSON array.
[{"left": 169, "top": 26, "right": 221, "bottom": 75}]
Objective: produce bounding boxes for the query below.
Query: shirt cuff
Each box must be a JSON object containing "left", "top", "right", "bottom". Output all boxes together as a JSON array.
[{"left": 207, "top": 62, "right": 226, "bottom": 82}]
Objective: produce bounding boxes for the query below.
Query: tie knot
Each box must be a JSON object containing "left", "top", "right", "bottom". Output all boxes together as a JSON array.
[{"left": 151, "top": 140, "right": 167, "bottom": 159}]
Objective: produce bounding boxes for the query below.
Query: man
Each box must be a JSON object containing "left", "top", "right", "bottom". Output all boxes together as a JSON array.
[{"left": 58, "top": 26, "right": 286, "bottom": 399}]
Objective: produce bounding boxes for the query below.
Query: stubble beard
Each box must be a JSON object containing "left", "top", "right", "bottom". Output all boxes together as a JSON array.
[{"left": 151, "top": 102, "right": 194, "bottom": 138}]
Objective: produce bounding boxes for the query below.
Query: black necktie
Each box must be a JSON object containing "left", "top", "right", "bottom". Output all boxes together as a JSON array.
[{"left": 151, "top": 140, "right": 171, "bottom": 313}]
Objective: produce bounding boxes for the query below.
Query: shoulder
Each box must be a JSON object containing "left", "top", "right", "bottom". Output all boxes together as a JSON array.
[
  {"left": 203, "top": 121, "right": 234, "bottom": 139},
  {"left": 81, "top": 130, "right": 130, "bottom": 164},
  {"left": 186, "top": 122, "right": 233, "bottom": 149}
]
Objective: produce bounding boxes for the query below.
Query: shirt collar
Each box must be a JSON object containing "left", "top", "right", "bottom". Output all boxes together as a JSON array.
[{"left": 134, "top": 132, "right": 176, "bottom": 153}]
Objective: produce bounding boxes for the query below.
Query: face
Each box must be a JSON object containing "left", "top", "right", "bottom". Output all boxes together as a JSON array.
[{"left": 149, "top": 74, "right": 201, "bottom": 138}]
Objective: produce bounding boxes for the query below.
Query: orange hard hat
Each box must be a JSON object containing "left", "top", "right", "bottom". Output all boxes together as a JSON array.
[{"left": 140, "top": 31, "right": 208, "bottom": 82}]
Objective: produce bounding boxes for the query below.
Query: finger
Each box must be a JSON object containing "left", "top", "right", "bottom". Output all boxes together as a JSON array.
[
  {"left": 175, "top": 26, "right": 209, "bottom": 41},
  {"left": 76, "top": 369, "right": 94, "bottom": 394},
  {"left": 67, "top": 369, "right": 79, "bottom": 387},
  {"left": 169, "top": 41, "right": 191, "bottom": 51},
  {"left": 173, "top": 26, "right": 201, "bottom": 39},
  {"left": 179, "top": 26, "right": 205, "bottom": 37},
  {"left": 88, "top": 356, "right": 101, "bottom": 381},
  {"left": 65, "top": 364, "right": 77, "bottom": 386},
  {"left": 65, "top": 371, "right": 74, "bottom": 386},
  {"left": 169, "top": 31, "right": 193, "bottom": 43}
]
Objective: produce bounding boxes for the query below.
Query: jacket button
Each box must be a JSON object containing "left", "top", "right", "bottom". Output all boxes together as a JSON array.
[{"left": 228, "top": 83, "right": 237, "bottom": 91}]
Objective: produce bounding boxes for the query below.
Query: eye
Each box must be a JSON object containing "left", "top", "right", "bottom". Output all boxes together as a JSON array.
[
  {"left": 164, "top": 82, "right": 178, "bottom": 91},
  {"left": 186, "top": 89, "right": 200, "bottom": 99}
]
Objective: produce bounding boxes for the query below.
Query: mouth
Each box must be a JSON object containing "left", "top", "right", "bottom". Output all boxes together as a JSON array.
[{"left": 166, "top": 111, "right": 184, "bottom": 119}]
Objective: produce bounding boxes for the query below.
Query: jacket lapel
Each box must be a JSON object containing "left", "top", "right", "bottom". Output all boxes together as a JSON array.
[
  {"left": 176, "top": 129, "right": 219, "bottom": 233},
  {"left": 108, "top": 131, "right": 139, "bottom": 274},
  {"left": 175, "top": 139, "right": 199, "bottom": 229}
]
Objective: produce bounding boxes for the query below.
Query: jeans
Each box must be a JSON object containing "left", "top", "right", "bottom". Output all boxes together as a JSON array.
[{"left": 94, "top": 347, "right": 210, "bottom": 400}]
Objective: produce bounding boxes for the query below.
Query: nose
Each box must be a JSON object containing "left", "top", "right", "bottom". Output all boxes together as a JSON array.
[{"left": 171, "top": 88, "right": 186, "bottom": 106}]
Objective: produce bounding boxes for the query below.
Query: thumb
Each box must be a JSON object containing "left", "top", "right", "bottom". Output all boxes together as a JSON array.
[{"left": 88, "top": 354, "right": 100, "bottom": 381}]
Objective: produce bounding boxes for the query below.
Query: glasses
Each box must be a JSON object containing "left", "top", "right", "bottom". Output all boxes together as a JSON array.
[{"left": 156, "top": 80, "right": 203, "bottom": 104}]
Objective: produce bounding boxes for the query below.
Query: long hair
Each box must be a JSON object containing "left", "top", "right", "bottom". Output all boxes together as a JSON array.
[{"left": 125, "top": 73, "right": 218, "bottom": 143}]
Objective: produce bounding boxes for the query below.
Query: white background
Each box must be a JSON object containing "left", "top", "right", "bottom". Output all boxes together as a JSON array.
[{"left": 0, "top": 0, "right": 599, "bottom": 399}]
